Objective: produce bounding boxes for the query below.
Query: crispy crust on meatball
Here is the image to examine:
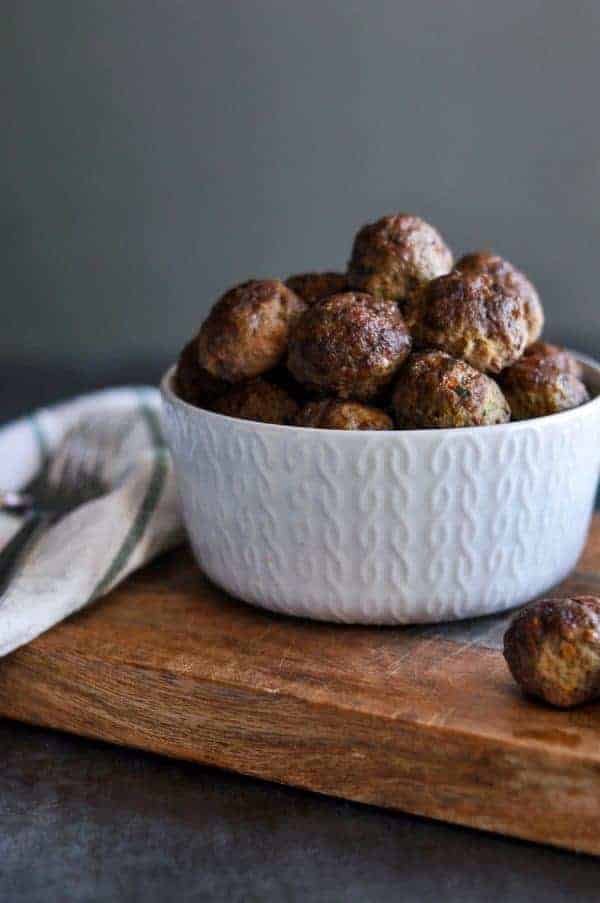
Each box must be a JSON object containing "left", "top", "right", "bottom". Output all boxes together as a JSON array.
[
  {"left": 176, "top": 338, "right": 229, "bottom": 407},
  {"left": 456, "top": 250, "right": 544, "bottom": 345},
  {"left": 347, "top": 214, "right": 453, "bottom": 304},
  {"left": 405, "top": 270, "right": 529, "bottom": 373},
  {"left": 211, "top": 379, "right": 298, "bottom": 425},
  {"left": 499, "top": 345, "right": 589, "bottom": 420},
  {"left": 295, "top": 399, "right": 393, "bottom": 430},
  {"left": 287, "top": 292, "right": 412, "bottom": 401},
  {"left": 524, "top": 341, "right": 583, "bottom": 378},
  {"left": 197, "top": 279, "right": 307, "bottom": 383},
  {"left": 285, "top": 272, "right": 348, "bottom": 305},
  {"left": 392, "top": 350, "right": 511, "bottom": 429},
  {"left": 504, "top": 597, "right": 600, "bottom": 708}
]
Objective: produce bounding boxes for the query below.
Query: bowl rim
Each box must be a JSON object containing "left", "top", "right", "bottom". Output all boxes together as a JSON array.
[{"left": 160, "top": 349, "right": 600, "bottom": 439}]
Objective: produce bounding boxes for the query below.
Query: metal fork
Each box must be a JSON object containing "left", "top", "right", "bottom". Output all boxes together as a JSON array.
[{"left": 0, "top": 414, "right": 116, "bottom": 595}]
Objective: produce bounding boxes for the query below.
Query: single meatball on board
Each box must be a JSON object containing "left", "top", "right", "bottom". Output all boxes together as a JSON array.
[
  {"left": 211, "top": 379, "right": 298, "bottom": 425},
  {"left": 504, "top": 597, "right": 600, "bottom": 708},
  {"left": 347, "top": 213, "right": 453, "bottom": 305},
  {"left": 287, "top": 292, "right": 412, "bottom": 401},
  {"left": 405, "top": 270, "right": 529, "bottom": 373},
  {"left": 285, "top": 272, "right": 348, "bottom": 306},
  {"left": 295, "top": 399, "right": 393, "bottom": 430},
  {"left": 175, "top": 338, "right": 229, "bottom": 408},
  {"left": 456, "top": 250, "right": 544, "bottom": 346},
  {"left": 197, "top": 279, "right": 307, "bottom": 383},
  {"left": 499, "top": 342, "right": 589, "bottom": 420},
  {"left": 392, "top": 350, "right": 511, "bottom": 429}
]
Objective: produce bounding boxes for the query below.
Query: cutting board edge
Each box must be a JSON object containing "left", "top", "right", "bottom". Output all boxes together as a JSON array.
[{"left": 2, "top": 648, "right": 600, "bottom": 856}]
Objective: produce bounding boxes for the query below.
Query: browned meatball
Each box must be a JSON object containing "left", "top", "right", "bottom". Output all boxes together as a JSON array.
[
  {"left": 175, "top": 338, "right": 228, "bottom": 407},
  {"left": 392, "top": 351, "right": 511, "bottom": 429},
  {"left": 211, "top": 379, "right": 298, "bottom": 425},
  {"left": 347, "top": 213, "right": 453, "bottom": 305},
  {"left": 504, "top": 597, "right": 600, "bottom": 708},
  {"left": 405, "top": 270, "right": 529, "bottom": 373},
  {"left": 499, "top": 344, "right": 589, "bottom": 420},
  {"left": 285, "top": 272, "right": 348, "bottom": 305},
  {"left": 457, "top": 251, "right": 544, "bottom": 346},
  {"left": 295, "top": 399, "right": 393, "bottom": 430},
  {"left": 266, "top": 362, "right": 313, "bottom": 403},
  {"left": 287, "top": 292, "right": 412, "bottom": 401},
  {"left": 524, "top": 340, "right": 582, "bottom": 378},
  {"left": 197, "top": 280, "right": 307, "bottom": 383}
]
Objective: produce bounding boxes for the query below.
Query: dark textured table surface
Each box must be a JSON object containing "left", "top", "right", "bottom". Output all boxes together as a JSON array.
[{"left": 1, "top": 358, "right": 599, "bottom": 903}]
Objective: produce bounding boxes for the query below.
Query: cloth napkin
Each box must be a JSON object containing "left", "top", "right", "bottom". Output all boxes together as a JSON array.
[{"left": 0, "top": 387, "right": 184, "bottom": 658}]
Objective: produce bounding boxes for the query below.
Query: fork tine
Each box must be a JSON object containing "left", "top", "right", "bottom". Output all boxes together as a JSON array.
[
  {"left": 46, "top": 421, "right": 100, "bottom": 506},
  {"left": 75, "top": 420, "right": 113, "bottom": 487},
  {"left": 51, "top": 438, "right": 85, "bottom": 503},
  {"left": 39, "top": 408, "right": 139, "bottom": 518},
  {"left": 61, "top": 433, "right": 105, "bottom": 501}
]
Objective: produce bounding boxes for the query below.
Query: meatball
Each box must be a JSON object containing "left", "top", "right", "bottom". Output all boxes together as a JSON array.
[
  {"left": 211, "top": 379, "right": 298, "bottom": 425},
  {"left": 287, "top": 292, "right": 412, "bottom": 401},
  {"left": 295, "top": 399, "right": 393, "bottom": 430},
  {"left": 405, "top": 270, "right": 529, "bottom": 373},
  {"left": 197, "top": 279, "right": 307, "bottom": 383},
  {"left": 347, "top": 213, "right": 453, "bottom": 306},
  {"left": 504, "top": 597, "right": 600, "bottom": 708},
  {"left": 523, "top": 340, "right": 582, "bottom": 378},
  {"left": 392, "top": 350, "right": 511, "bottom": 429},
  {"left": 175, "top": 338, "right": 228, "bottom": 407},
  {"left": 285, "top": 272, "right": 348, "bottom": 305},
  {"left": 499, "top": 344, "right": 589, "bottom": 420},
  {"left": 266, "top": 362, "right": 312, "bottom": 403},
  {"left": 456, "top": 250, "right": 544, "bottom": 345}
]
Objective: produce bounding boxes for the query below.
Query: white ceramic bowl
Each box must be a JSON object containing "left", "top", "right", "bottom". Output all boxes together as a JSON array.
[{"left": 161, "top": 354, "right": 600, "bottom": 624}]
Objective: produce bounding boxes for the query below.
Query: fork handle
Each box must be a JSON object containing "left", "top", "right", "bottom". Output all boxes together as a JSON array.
[{"left": 0, "top": 511, "right": 50, "bottom": 597}]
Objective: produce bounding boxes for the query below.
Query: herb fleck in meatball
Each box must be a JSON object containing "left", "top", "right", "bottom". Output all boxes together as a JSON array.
[
  {"left": 392, "top": 351, "right": 510, "bottom": 429},
  {"left": 504, "top": 597, "right": 600, "bottom": 708},
  {"left": 456, "top": 250, "right": 544, "bottom": 345},
  {"left": 212, "top": 379, "right": 298, "bottom": 425},
  {"left": 287, "top": 292, "right": 412, "bottom": 401},
  {"left": 176, "top": 338, "right": 228, "bottom": 407},
  {"left": 197, "top": 280, "right": 307, "bottom": 383},
  {"left": 347, "top": 213, "right": 453, "bottom": 305},
  {"left": 499, "top": 344, "right": 589, "bottom": 420},
  {"left": 295, "top": 399, "right": 393, "bottom": 430},
  {"left": 285, "top": 272, "right": 348, "bottom": 305},
  {"left": 405, "top": 270, "right": 529, "bottom": 373},
  {"left": 523, "top": 341, "right": 582, "bottom": 379}
]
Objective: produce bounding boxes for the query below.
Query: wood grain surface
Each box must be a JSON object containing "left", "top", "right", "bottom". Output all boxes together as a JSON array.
[{"left": 1, "top": 515, "right": 600, "bottom": 854}]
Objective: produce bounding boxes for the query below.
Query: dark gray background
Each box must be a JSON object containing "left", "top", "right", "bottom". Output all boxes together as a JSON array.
[{"left": 3, "top": 0, "right": 599, "bottom": 370}]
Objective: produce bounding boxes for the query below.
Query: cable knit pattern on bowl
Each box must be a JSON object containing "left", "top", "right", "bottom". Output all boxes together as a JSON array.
[{"left": 161, "top": 357, "right": 600, "bottom": 624}]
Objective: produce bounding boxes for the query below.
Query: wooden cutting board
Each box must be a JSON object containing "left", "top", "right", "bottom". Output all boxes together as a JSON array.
[{"left": 2, "top": 515, "right": 600, "bottom": 855}]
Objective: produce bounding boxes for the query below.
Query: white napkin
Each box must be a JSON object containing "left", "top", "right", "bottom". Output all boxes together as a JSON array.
[{"left": 0, "top": 387, "right": 184, "bottom": 658}]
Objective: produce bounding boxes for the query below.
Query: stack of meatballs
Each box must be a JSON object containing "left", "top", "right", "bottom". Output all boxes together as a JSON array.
[{"left": 176, "top": 214, "right": 590, "bottom": 430}]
